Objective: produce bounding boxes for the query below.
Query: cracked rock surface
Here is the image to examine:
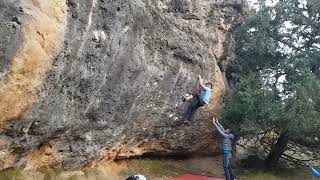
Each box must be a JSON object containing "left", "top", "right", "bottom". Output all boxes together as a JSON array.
[{"left": 0, "top": 0, "right": 244, "bottom": 169}]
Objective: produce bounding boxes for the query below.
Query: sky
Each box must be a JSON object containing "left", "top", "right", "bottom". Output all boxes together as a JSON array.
[{"left": 248, "top": 0, "right": 279, "bottom": 9}]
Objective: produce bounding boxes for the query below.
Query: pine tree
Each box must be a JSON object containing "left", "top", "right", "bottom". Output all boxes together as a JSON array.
[{"left": 223, "top": 0, "right": 320, "bottom": 170}]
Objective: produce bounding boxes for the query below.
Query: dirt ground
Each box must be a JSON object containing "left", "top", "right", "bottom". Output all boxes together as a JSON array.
[
  {"left": 119, "top": 156, "right": 225, "bottom": 179},
  {"left": 0, "top": 156, "right": 225, "bottom": 180},
  {"left": 1, "top": 156, "right": 314, "bottom": 180}
]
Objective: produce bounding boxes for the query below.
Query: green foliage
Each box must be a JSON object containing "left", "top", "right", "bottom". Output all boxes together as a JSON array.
[{"left": 223, "top": 0, "right": 320, "bottom": 167}]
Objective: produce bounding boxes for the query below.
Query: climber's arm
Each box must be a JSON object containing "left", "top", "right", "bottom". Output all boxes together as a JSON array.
[{"left": 198, "top": 75, "right": 206, "bottom": 89}]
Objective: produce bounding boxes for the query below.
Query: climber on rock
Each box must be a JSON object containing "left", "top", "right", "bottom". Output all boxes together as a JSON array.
[
  {"left": 212, "top": 116, "right": 235, "bottom": 180},
  {"left": 183, "top": 74, "right": 213, "bottom": 122}
]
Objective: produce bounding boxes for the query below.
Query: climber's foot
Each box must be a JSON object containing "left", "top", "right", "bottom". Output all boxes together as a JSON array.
[
  {"left": 182, "top": 94, "right": 193, "bottom": 102},
  {"left": 183, "top": 120, "right": 191, "bottom": 125}
]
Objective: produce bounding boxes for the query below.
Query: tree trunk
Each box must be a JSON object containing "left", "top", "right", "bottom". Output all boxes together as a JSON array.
[{"left": 265, "top": 132, "right": 289, "bottom": 170}]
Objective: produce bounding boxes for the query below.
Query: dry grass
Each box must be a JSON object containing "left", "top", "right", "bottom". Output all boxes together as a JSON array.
[
  {"left": 0, "top": 169, "right": 125, "bottom": 180},
  {"left": 0, "top": 157, "right": 218, "bottom": 180},
  {"left": 0, "top": 158, "right": 315, "bottom": 180}
]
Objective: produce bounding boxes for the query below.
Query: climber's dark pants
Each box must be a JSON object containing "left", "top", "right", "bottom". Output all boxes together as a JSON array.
[{"left": 185, "top": 93, "right": 206, "bottom": 121}]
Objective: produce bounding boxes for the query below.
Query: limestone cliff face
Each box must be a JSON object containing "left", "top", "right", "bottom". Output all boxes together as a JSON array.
[{"left": 0, "top": 0, "right": 243, "bottom": 169}]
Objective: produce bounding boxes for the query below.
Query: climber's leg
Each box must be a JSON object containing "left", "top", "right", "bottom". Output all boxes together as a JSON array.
[{"left": 185, "top": 94, "right": 205, "bottom": 121}]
